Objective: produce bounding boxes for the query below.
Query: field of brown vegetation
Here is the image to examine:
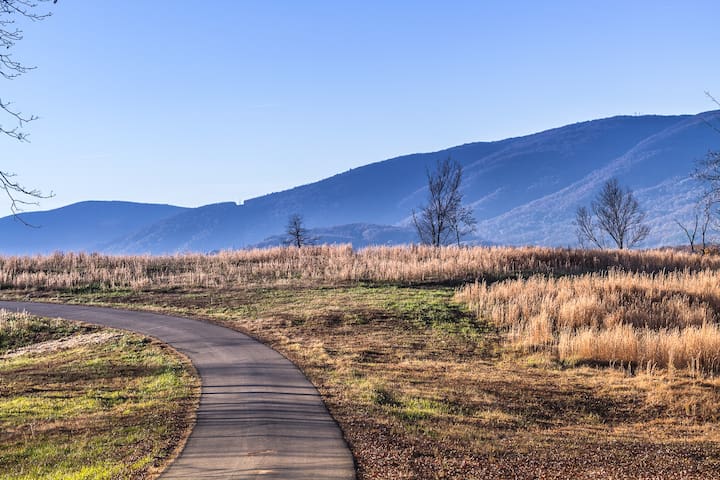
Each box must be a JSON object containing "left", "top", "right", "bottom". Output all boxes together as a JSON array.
[
  {"left": 3, "top": 245, "right": 720, "bottom": 479},
  {"left": 457, "top": 269, "right": 720, "bottom": 374},
  {"left": 2, "top": 244, "right": 720, "bottom": 289}
]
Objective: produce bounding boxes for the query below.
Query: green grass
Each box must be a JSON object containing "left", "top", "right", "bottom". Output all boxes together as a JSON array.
[
  {"left": 38, "top": 283, "right": 487, "bottom": 335},
  {"left": 0, "top": 314, "right": 198, "bottom": 480}
]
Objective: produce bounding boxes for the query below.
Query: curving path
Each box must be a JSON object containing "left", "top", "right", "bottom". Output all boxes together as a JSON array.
[{"left": 0, "top": 301, "right": 356, "bottom": 480}]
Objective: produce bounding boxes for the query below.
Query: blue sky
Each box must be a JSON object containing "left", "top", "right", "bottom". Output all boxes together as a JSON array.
[{"left": 3, "top": 1, "right": 719, "bottom": 210}]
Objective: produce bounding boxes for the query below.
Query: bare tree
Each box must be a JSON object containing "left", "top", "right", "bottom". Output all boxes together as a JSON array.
[
  {"left": 575, "top": 206, "right": 604, "bottom": 249},
  {"left": 695, "top": 150, "right": 720, "bottom": 209},
  {"left": 694, "top": 92, "right": 720, "bottom": 209},
  {"left": 575, "top": 178, "right": 650, "bottom": 249},
  {"left": 699, "top": 201, "right": 715, "bottom": 253},
  {"left": 675, "top": 199, "right": 713, "bottom": 254},
  {"left": 449, "top": 204, "right": 477, "bottom": 247},
  {"left": 412, "top": 157, "right": 476, "bottom": 247},
  {"left": 1, "top": 0, "right": 55, "bottom": 218},
  {"left": 676, "top": 212, "right": 700, "bottom": 253},
  {"left": 285, "top": 213, "right": 311, "bottom": 248}
]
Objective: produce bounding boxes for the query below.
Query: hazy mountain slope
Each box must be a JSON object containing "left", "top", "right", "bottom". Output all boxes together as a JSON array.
[
  {"left": 477, "top": 112, "right": 720, "bottom": 246},
  {"left": 246, "top": 114, "right": 685, "bottom": 228},
  {"left": 252, "top": 223, "right": 419, "bottom": 249},
  {"left": 104, "top": 202, "right": 243, "bottom": 254},
  {"left": 0, "top": 202, "right": 189, "bottom": 255},
  {"left": 113, "top": 111, "right": 717, "bottom": 253},
  {"left": 452, "top": 114, "right": 689, "bottom": 222},
  {"left": 3, "top": 111, "right": 719, "bottom": 255}
]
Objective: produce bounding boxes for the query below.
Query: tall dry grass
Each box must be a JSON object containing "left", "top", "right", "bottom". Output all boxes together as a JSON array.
[
  {"left": 4, "top": 245, "right": 720, "bottom": 374},
  {"left": 0, "top": 245, "right": 718, "bottom": 290},
  {"left": 557, "top": 323, "right": 720, "bottom": 375},
  {"left": 456, "top": 270, "right": 720, "bottom": 374}
]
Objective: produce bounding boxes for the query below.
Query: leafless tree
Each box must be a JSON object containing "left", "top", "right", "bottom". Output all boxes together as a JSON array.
[
  {"left": 675, "top": 198, "right": 714, "bottom": 253},
  {"left": 699, "top": 201, "right": 715, "bottom": 253},
  {"left": 693, "top": 92, "right": 720, "bottom": 249},
  {"left": 695, "top": 150, "right": 720, "bottom": 210},
  {"left": 575, "top": 178, "right": 650, "bottom": 249},
  {"left": 1, "top": 0, "right": 55, "bottom": 219},
  {"left": 676, "top": 212, "right": 700, "bottom": 253},
  {"left": 449, "top": 203, "right": 477, "bottom": 247},
  {"left": 575, "top": 206, "right": 604, "bottom": 249},
  {"left": 285, "top": 213, "right": 312, "bottom": 248},
  {"left": 694, "top": 92, "right": 720, "bottom": 209},
  {"left": 413, "top": 157, "right": 476, "bottom": 247}
]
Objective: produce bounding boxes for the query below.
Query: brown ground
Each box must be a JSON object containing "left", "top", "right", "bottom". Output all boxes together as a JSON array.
[{"left": 5, "top": 283, "right": 720, "bottom": 479}]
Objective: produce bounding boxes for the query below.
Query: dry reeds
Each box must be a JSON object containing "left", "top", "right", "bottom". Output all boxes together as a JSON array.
[
  {"left": 456, "top": 269, "right": 720, "bottom": 374},
  {"left": 4, "top": 245, "right": 720, "bottom": 374},
  {"left": 558, "top": 323, "right": 720, "bottom": 374},
  {"left": 0, "top": 245, "right": 717, "bottom": 290}
]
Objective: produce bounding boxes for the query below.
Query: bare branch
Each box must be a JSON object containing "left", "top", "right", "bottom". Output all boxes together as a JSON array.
[
  {"left": 413, "top": 157, "right": 476, "bottom": 247},
  {"left": 285, "top": 213, "right": 313, "bottom": 247},
  {"left": 699, "top": 197, "right": 717, "bottom": 254},
  {"left": 706, "top": 91, "right": 720, "bottom": 109},
  {"left": 0, "top": 0, "right": 56, "bottom": 219},
  {"left": 695, "top": 151, "right": 720, "bottom": 208},
  {"left": 575, "top": 178, "right": 650, "bottom": 249},
  {"left": 575, "top": 206, "right": 604, "bottom": 249},
  {"left": 0, "top": 169, "right": 53, "bottom": 225},
  {"left": 0, "top": 97, "right": 38, "bottom": 141},
  {"left": 699, "top": 91, "right": 720, "bottom": 136},
  {"left": 675, "top": 216, "right": 698, "bottom": 253},
  {"left": 0, "top": 0, "right": 55, "bottom": 141}
]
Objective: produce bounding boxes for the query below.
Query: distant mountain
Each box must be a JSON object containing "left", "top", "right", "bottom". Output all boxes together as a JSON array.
[
  {"left": 253, "top": 223, "right": 419, "bottom": 249},
  {"left": 2, "top": 111, "right": 719, "bottom": 255},
  {"left": 252, "top": 223, "right": 499, "bottom": 249},
  {"left": 0, "top": 201, "right": 188, "bottom": 255}
]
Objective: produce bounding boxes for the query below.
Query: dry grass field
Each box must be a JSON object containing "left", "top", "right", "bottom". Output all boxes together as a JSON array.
[
  {"left": 2, "top": 246, "right": 720, "bottom": 479},
  {"left": 457, "top": 269, "right": 720, "bottom": 374},
  {"left": 1, "top": 245, "right": 718, "bottom": 290}
]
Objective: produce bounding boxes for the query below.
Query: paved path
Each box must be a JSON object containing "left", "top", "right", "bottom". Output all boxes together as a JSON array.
[{"left": 0, "top": 301, "right": 356, "bottom": 480}]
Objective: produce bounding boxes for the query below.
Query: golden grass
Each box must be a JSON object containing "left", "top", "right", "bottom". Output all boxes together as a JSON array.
[
  {"left": 558, "top": 323, "right": 720, "bottom": 374},
  {"left": 456, "top": 269, "right": 720, "bottom": 373},
  {"left": 1, "top": 245, "right": 718, "bottom": 290}
]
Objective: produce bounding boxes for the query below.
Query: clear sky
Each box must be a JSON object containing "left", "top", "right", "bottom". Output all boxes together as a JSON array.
[{"left": 3, "top": 1, "right": 719, "bottom": 210}]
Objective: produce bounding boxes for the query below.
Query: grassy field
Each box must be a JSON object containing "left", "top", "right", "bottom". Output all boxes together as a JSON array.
[
  {"left": 2, "top": 246, "right": 720, "bottom": 478},
  {"left": 0, "top": 310, "right": 199, "bottom": 480},
  {"left": 457, "top": 269, "right": 720, "bottom": 373}
]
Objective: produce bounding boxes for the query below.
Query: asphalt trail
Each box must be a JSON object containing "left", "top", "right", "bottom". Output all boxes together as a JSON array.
[{"left": 0, "top": 301, "right": 356, "bottom": 480}]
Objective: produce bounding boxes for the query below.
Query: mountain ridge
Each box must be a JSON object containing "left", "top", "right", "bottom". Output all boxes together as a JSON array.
[{"left": 2, "top": 111, "right": 719, "bottom": 254}]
